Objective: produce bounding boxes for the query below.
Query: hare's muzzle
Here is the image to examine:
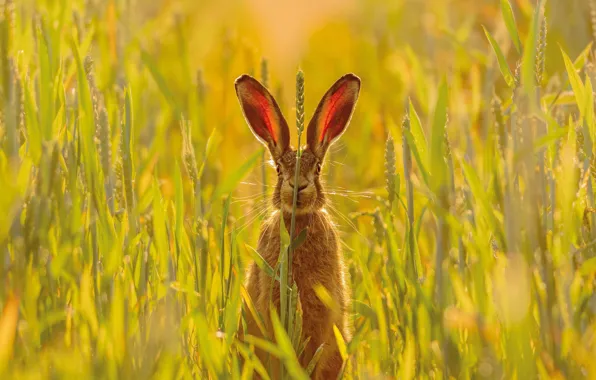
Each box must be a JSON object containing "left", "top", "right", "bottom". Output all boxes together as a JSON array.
[
  {"left": 281, "top": 180, "right": 318, "bottom": 213},
  {"left": 289, "top": 183, "right": 308, "bottom": 193}
]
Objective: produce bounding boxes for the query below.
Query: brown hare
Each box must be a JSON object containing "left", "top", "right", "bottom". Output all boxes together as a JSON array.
[{"left": 235, "top": 73, "right": 360, "bottom": 380}]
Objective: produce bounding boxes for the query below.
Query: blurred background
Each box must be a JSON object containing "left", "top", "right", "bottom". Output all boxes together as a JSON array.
[
  {"left": 3, "top": 0, "right": 596, "bottom": 377},
  {"left": 68, "top": 0, "right": 593, "bottom": 201},
  {"left": 15, "top": 0, "right": 592, "bottom": 192}
]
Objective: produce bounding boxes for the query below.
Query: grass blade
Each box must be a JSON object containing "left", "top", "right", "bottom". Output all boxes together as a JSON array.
[
  {"left": 500, "top": 0, "right": 522, "bottom": 53},
  {"left": 483, "top": 26, "right": 515, "bottom": 87}
]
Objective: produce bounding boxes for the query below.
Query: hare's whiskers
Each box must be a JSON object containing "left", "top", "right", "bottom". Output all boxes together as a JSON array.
[
  {"left": 231, "top": 195, "right": 260, "bottom": 203},
  {"left": 235, "top": 200, "right": 271, "bottom": 222},
  {"left": 236, "top": 207, "right": 271, "bottom": 234},
  {"left": 231, "top": 193, "right": 268, "bottom": 203},
  {"left": 325, "top": 203, "right": 365, "bottom": 239},
  {"left": 239, "top": 180, "right": 276, "bottom": 189}
]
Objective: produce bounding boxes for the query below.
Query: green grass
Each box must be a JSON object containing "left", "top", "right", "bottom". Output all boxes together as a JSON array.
[{"left": 1, "top": 0, "right": 596, "bottom": 378}]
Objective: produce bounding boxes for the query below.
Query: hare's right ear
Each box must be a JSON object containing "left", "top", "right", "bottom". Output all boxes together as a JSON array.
[{"left": 235, "top": 75, "right": 290, "bottom": 159}]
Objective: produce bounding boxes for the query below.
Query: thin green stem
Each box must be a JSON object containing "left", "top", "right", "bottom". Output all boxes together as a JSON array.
[{"left": 287, "top": 69, "right": 305, "bottom": 333}]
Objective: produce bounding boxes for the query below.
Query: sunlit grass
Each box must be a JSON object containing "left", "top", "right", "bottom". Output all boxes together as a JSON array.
[{"left": 1, "top": 0, "right": 596, "bottom": 378}]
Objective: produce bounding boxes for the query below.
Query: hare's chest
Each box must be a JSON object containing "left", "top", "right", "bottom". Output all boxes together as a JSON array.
[
  {"left": 258, "top": 212, "right": 339, "bottom": 282},
  {"left": 292, "top": 231, "right": 339, "bottom": 283}
]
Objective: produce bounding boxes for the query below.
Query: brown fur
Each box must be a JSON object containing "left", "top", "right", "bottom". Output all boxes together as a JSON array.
[{"left": 236, "top": 74, "right": 360, "bottom": 379}]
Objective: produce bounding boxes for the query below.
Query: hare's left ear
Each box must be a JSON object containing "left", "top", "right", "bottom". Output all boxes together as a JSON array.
[{"left": 307, "top": 74, "right": 360, "bottom": 160}]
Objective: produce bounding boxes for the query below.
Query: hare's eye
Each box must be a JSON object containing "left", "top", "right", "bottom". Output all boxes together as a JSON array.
[
  {"left": 276, "top": 164, "right": 281, "bottom": 176},
  {"left": 316, "top": 164, "right": 322, "bottom": 175}
]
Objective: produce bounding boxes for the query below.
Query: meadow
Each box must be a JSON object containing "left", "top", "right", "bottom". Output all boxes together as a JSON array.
[{"left": 1, "top": 0, "right": 596, "bottom": 378}]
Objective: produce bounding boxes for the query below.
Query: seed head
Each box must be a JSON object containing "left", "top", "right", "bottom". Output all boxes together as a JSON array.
[
  {"left": 535, "top": 12, "right": 547, "bottom": 86},
  {"left": 296, "top": 69, "right": 305, "bottom": 135},
  {"left": 384, "top": 133, "right": 396, "bottom": 207}
]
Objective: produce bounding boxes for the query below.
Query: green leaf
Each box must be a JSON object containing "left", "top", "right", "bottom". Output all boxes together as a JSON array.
[
  {"left": 460, "top": 158, "right": 504, "bottom": 245},
  {"left": 243, "top": 335, "right": 285, "bottom": 358},
  {"left": 532, "top": 126, "right": 568, "bottom": 154},
  {"left": 195, "top": 313, "right": 224, "bottom": 375},
  {"left": 291, "top": 289, "right": 305, "bottom": 354},
  {"left": 353, "top": 300, "right": 377, "bottom": 322},
  {"left": 279, "top": 213, "right": 289, "bottom": 330},
  {"left": 212, "top": 150, "right": 261, "bottom": 200},
  {"left": 236, "top": 343, "right": 272, "bottom": 380},
  {"left": 333, "top": 325, "right": 348, "bottom": 361},
  {"left": 305, "top": 344, "right": 325, "bottom": 375},
  {"left": 288, "top": 281, "right": 300, "bottom": 351},
  {"left": 288, "top": 228, "right": 307, "bottom": 251},
  {"left": 400, "top": 329, "right": 416, "bottom": 380},
  {"left": 542, "top": 92, "right": 577, "bottom": 107},
  {"left": 69, "top": 37, "right": 95, "bottom": 187},
  {"left": 573, "top": 42, "right": 594, "bottom": 71},
  {"left": 580, "top": 256, "right": 596, "bottom": 276},
  {"left": 219, "top": 195, "right": 231, "bottom": 316},
  {"left": 38, "top": 20, "right": 55, "bottom": 141},
  {"left": 346, "top": 320, "right": 369, "bottom": 355},
  {"left": 245, "top": 244, "right": 275, "bottom": 278},
  {"left": 561, "top": 47, "right": 586, "bottom": 120},
  {"left": 51, "top": 105, "right": 65, "bottom": 144},
  {"left": 511, "top": 117, "right": 566, "bottom": 161},
  {"left": 521, "top": 0, "right": 544, "bottom": 97},
  {"left": 500, "top": 0, "right": 522, "bottom": 53},
  {"left": 313, "top": 284, "right": 340, "bottom": 314},
  {"left": 51, "top": 66, "right": 65, "bottom": 138},
  {"left": 408, "top": 100, "right": 429, "bottom": 170},
  {"left": 430, "top": 78, "right": 448, "bottom": 191},
  {"left": 23, "top": 79, "right": 41, "bottom": 163},
  {"left": 199, "top": 128, "right": 222, "bottom": 178},
  {"left": 151, "top": 178, "right": 169, "bottom": 275},
  {"left": 402, "top": 129, "right": 430, "bottom": 186},
  {"left": 483, "top": 26, "right": 515, "bottom": 87},
  {"left": 240, "top": 286, "right": 268, "bottom": 337},
  {"left": 174, "top": 162, "right": 184, "bottom": 242},
  {"left": 585, "top": 76, "right": 595, "bottom": 140},
  {"left": 269, "top": 310, "right": 310, "bottom": 380}
]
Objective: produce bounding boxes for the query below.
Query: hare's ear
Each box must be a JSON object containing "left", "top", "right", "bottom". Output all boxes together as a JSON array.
[
  {"left": 307, "top": 74, "right": 360, "bottom": 159},
  {"left": 235, "top": 75, "right": 290, "bottom": 159}
]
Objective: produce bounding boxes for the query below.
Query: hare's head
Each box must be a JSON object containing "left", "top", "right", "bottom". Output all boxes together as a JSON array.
[{"left": 235, "top": 73, "right": 360, "bottom": 214}]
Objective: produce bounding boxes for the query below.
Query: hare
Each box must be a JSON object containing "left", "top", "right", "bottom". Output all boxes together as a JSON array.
[{"left": 235, "top": 73, "right": 360, "bottom": 380}]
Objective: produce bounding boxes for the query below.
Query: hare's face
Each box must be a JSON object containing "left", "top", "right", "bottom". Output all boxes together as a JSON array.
[
  {"left": 274, "top": 149, "right": 324, "bottom": 214},
  {"left": 235, "top": 73, "right": 360, "bottom": 215}
]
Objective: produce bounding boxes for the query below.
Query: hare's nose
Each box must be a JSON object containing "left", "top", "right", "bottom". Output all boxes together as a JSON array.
[{"left": 289, "top": 183, "right": 308, "bottom": 192}]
